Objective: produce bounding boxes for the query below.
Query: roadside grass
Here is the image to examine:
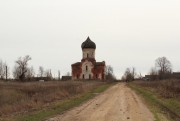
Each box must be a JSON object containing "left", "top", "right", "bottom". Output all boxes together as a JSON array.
[
  {"left": 129, "top": 81, "right": 180, "bottom": 121},
  {"left": 13, "top": 83, "right": 113, "bottom": 121},
  {"left": 0, "top": 81, "right": 105, "bottom": 116}
]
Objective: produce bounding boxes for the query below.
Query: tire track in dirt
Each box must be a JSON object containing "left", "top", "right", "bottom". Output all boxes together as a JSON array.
[{"left": 46, "top": 83, "right": 155, "bottom": 121}]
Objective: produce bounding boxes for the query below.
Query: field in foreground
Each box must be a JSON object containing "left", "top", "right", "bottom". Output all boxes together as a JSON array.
[
  {"left": 0, "top": 80, "right": 110, "bottom": 121},
  {"left": 129, "top": 80, "right": 180, "bottom": 121}
]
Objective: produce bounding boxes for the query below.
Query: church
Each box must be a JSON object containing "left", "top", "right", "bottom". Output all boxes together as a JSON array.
[{"left": 71, "top": 37, "right": 106, "bottom": 80}]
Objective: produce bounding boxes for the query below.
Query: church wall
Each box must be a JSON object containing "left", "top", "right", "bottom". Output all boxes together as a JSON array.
[
  {"left": 81, "top": 60, "right": 94, "bottom": 79},
  {"left": 92, "top": 65, "right": 106, "bottom": 80},
  {"left": 72, "top": 62, "right": 106, "bottom": 80},
  {"left": 72, "top": 64, "right": 82, "bottom": 80},
  {"left": 82, "top": 49, "right": 95, "bottom": 59}
]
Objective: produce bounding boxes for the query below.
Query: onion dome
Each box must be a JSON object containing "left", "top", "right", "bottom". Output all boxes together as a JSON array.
[{"left": 81, "top": 37, "right": 96, "bottom": 49}]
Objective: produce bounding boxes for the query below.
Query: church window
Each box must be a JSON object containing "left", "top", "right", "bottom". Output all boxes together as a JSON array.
[
  {"left": 83, "top": 74, "right": 84, "bottom": 79},
  {"left": 96, "top": 74, "right": 98, "bottom": 79},
  {"left": 86, "top": 66, "right": 88, "bottom": 71}
]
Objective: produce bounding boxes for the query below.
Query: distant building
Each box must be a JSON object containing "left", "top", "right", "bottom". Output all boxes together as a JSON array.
[
  {"left": 28, "top": 77, "right": 52, "bottom": 81},
  {"left": 145, "top": 72, "right": 180, "bottom": 80},
  {"left": 145, "top": 75, "right": 158, "bottom": 80},
  {"left": 61, "top": 76, "right": 72, "bottom": 81},
  {"left": 71, "top": 37, "right": 106, "bottom": 80},
  {"left": 172, "top": 72, "right": 180, "bottom": 79}
]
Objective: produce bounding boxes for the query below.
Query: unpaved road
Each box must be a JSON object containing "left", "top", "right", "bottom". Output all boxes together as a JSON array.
[{"left": 47, "top": 83, "right": 155, "bottom": 121}]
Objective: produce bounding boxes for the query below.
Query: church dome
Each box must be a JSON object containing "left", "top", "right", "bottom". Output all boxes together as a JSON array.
[{"left": 81, "top": 37, "right": 96, "bottom": 49}]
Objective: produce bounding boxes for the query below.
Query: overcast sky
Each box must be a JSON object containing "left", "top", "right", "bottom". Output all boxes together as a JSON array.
[{"left": 0, "top": 0, "right": 180, "bottom": 79}]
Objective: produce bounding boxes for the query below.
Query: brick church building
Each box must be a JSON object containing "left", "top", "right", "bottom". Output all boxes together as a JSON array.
[{"left": 71, "top": 37, "right": 106, "bottom": 80}]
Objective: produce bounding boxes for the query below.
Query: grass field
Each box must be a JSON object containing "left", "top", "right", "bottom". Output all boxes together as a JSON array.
[
  {"left": 129, "top": 80, "right": 180, "bottom": 121},
  {"left": 0, "top": 80, "right": 112, "bottom": 121}
]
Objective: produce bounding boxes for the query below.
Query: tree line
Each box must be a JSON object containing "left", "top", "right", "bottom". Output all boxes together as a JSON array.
[
  {"left": 0, "top": 55, "right": 117, "bottom": 82},
  {"left": 0, "top": 55, "right": 61, "bottom": 81},
  {"left": 121, "top": 56, "right": 174, "bottom": 82},
  {"left": 1, "top": 55, "right": 174, "bottom": 82},
  {"left": 0, "top": 60, "right": 9, "bottom": 80}
]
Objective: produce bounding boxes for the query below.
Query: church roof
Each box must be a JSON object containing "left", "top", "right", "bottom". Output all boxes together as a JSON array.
[
  {"left": 81, "top": 37, "right": 96, "bottom": 49},
  {"left": 71, "top": 62, "right": 81, "bottom": 66},
  {"left": 95, "top": 62, "right": 105, "bottom": 66}
]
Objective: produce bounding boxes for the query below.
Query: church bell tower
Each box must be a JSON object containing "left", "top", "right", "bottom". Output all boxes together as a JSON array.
[{"left": 81, "top": 37, "right": 96, "bottom": 62}]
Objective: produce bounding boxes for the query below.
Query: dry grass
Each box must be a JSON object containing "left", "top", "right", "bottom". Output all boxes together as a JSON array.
[
  {"left": 130, "top": 80, "right": 180, "bottom": 120},
  {"left": 133, "top": 80, "right": 180, "bottom": 99},
  {"left": 0, "top": 80, "right": 105, "bottom": 116}
]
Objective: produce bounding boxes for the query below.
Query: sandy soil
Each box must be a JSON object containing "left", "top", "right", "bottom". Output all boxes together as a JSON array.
[{"left": 46, "top": 83, "right": 155, "bottom": 121}]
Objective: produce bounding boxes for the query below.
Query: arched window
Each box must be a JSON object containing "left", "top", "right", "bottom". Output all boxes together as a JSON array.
[
  {"left": 83, "top": 74, "right": 85, "bottom": 79},
  {"left": 86, "top": 66, "right": 88, "bottom": 71},
  {"left": 96, "top": 74, "right": 98, "bottom": 79}
]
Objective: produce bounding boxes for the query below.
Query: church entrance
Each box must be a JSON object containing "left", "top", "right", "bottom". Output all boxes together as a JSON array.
[{"left": 89, "top": 74, "right": 91, "bottom": 80}]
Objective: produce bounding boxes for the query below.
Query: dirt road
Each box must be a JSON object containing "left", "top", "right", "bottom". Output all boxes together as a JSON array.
[{"left": 47, "top": 83, "right": 155, "bottom": 121}]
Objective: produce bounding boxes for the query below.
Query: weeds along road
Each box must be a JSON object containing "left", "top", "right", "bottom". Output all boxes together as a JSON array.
[{"left": 47, "top": 83, "right": 155, "bottom": 121}]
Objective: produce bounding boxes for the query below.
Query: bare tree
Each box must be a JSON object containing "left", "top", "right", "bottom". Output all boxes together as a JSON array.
[
  {"left": 45, "top": 69, "right": 52, "bottom": 79},
  {"left": 0, "top": 60, "right": 9, "bottom": 80},
  {"left": 13, "top": 65, "right": 20, "bottom": 80},
  {"left": 123, "top": 68, "right": 132, "bottom": 82},
  {"left": 58, "top": 70, "right": 61, "bottom": 80},
  {"left": 149, "top": 67, "right": 158, "bottom": 76},
  {"left": 106, "top": 65, "right": 113, "bottom": 75},
  {"left": 26, "top": 66, "right": 35, "bottom": 80},
  {"left": 106, "top": 65, "right": 116, "bottom": 81},
  {"left": 147, "top": 67, "right": 158, "bottom": 80},
  {"left": 13, "top": 55, "right": 31, "bottom": 81},
  {"left": 132, "top": 67, "right": 136, "bottom": 79},
  {"left": 39, "top": 66, "right": 44, "bottom": 78},
  {"left": 0, "top": 60, "right": 5, "bottom": 79},
  {"left": 121, "top": 67, "right": 136, "bottom": 82},
  {"left": 5, "top": 64, "right": 10, "bottom": 80},
  {"left": 136, "top": 73, "right": 143, "bottom": 79},
  {"left": 155, "top": 57, "right": 172, "bottom": 79}
]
